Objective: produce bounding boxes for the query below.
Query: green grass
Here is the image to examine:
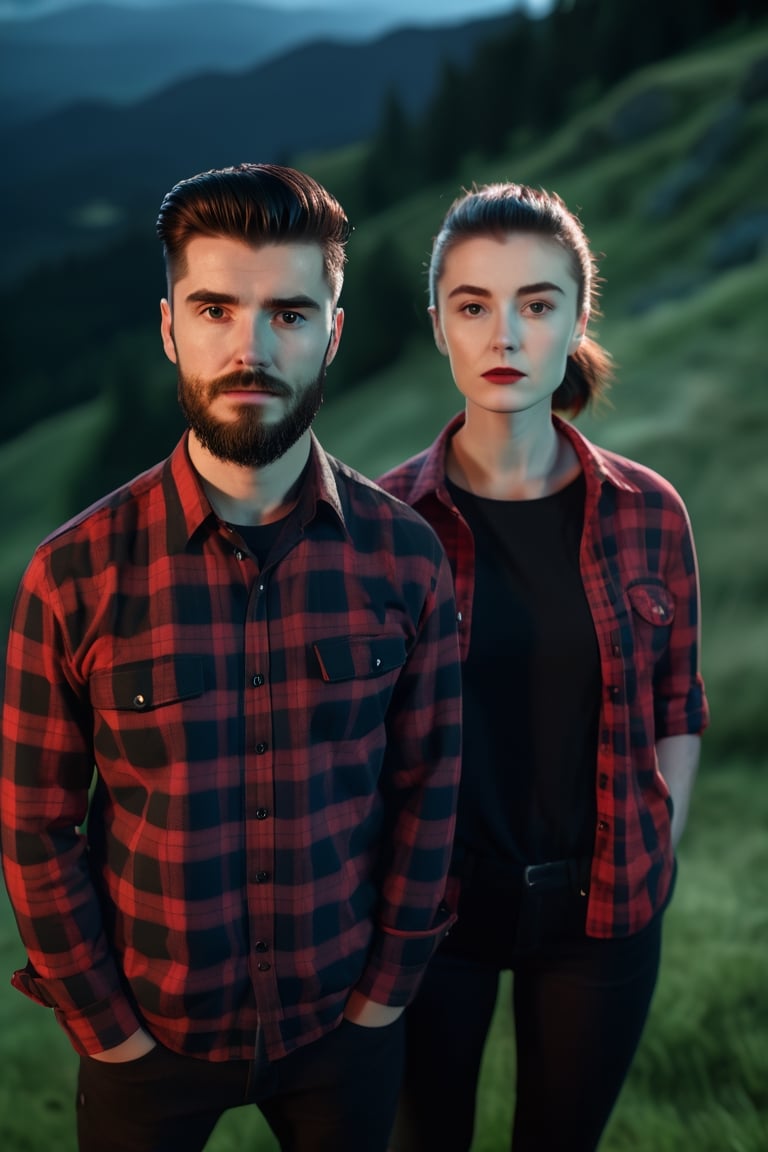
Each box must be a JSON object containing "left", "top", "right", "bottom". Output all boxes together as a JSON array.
[{"left": 1, "top": 760, "right": 765, "bottom": 1150}]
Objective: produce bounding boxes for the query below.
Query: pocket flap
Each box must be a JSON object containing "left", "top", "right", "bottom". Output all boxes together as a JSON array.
[
  {"left": 90, "top": 656, "right": 205, "bottom": 711},
  {"left": 313, "top": 635, "right": 407, "bottom": 683}
]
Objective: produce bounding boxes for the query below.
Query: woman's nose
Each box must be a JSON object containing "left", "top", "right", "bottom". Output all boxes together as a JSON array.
[{"left": 491, "top": 310, "right": 520, "bottom": 352}]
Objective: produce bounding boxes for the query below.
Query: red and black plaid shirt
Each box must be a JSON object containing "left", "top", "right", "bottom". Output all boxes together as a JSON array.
[
  {"left": 378, "top": 413, "right": 709, "bottom": 938},
  {"left": 1, "top": 432, "right": 461, "bottom": 1060}
]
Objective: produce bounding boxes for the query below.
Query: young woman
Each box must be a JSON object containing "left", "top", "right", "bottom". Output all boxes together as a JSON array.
[{"left": 378, "top": 183, "right": 709, "bottom": 1152}]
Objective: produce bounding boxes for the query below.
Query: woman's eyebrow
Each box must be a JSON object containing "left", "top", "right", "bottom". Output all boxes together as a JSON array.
[
  {"left": 446, "top": 280, "right": 565, "bottom": 300},
  {"left": 446, "top": 283, "right": 491, "bottom": 300},
  {"left": 516, "top": 281, "right": 565, "bottom": 296}
]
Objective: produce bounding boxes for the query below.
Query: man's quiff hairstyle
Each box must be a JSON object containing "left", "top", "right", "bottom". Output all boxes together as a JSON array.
[{"left": 156, "top": 162, "right": 351, "bottom": 300}]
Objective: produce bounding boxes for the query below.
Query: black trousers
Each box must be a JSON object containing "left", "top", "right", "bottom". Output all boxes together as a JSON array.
[
  {"left": 392, "top": 872, "right": 662, "bottom": 1152},
  {"left": 76, "top": 1015, "right": 404, "bottom": 1152}
]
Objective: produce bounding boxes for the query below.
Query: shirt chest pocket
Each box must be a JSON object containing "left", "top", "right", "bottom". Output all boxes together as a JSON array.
[
  {"left": 308, "top": 634, "right": 408, "bottom": 746},
  {"left": 90, "top": 656, "right": 206, "bottom": 770},
  {"left": 625, "top": 580, "right": 675, "bottom": 671}
]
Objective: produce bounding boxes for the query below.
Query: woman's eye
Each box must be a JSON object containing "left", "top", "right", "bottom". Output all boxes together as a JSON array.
[
  {"left": 460, "top": 302, "right": 484, "bottom": 316},
  {"left": 526, "top": 301, "right": 551, "bottom": 315}
]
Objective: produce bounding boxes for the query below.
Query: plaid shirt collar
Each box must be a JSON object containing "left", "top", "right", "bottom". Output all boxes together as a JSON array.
[
  {"left": 165, "top": 430, "right": 350, "bottom": 553},
  {"left": 404, "top": 411, "right": 645, "bottom": 507}
]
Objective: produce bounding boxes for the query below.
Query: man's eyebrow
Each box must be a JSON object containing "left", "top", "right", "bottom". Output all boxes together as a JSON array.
[
  {"left": 183, "top": 291, "right": 322, "bottom": 310},
  {"left": 263, "top": 295, "right": 322, "bottom": 311},
  {"left": 446, "top": 280, "right": 566, "bottom": 300},
  {"left": 184, "top": 290, "right": 239, "bottom": 305}
]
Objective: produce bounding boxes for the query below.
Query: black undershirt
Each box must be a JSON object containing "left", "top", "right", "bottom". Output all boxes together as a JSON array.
[
  {"left": 227, "top": 518, "right": 287, "bottom": 567},
  {"left": 446, "top": 472, "right": 601, "bottom": 875}
]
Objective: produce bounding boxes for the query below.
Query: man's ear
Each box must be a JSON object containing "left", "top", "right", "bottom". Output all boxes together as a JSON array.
[
  {"left": 160, "top": 298, "right": 177, "bottom": 364},
  {"left": 429, "top": 306, "right": 449, "bottom": 357},
  {"left": 325, "top": 307, "right": 345, "bottom": 367}
]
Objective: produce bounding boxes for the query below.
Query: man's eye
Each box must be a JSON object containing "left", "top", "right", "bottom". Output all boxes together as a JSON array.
[
  {"left": 204, "top": 305, "right": 226, "bottom": 320},
  {"left": 278, "top": 311, "right": 305, "bottom": 326}
]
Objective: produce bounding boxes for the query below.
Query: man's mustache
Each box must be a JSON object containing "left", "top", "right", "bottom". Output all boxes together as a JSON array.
[{"left": 208, "top": 370, "right": 291, "bottom": 398}]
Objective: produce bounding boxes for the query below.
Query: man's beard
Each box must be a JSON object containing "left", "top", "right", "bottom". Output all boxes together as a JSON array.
[{"left": 177, "top": 365, "right": 325, "bottom": 468}]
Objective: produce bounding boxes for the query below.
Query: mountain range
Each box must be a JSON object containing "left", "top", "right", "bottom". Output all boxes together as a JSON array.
[
  {"left": 0, "top": 3, "right": 518, "bottom": 284},
  {"left": 0, "top": 2, "right": 403, "bottom": 128}
]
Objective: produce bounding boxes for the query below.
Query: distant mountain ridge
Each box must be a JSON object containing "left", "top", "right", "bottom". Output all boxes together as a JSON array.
[
  {"left": 0, "top": 2, "right": 399, "bottom": 128},
  {"left": 0, "top": 9, "right": 515, "bottom": 283}
]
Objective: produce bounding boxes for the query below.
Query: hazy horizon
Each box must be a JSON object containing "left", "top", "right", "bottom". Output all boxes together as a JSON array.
[{"left": 0, "top": 0, "right": 555, "bottom": 23}]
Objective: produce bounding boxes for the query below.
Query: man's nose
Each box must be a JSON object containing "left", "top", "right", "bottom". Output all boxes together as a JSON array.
[{"left": 237, "top": 315, "right": 272, "bottom": 367}]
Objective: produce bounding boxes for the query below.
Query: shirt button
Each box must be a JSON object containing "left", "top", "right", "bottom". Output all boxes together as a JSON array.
[
  {"left": 255, "top": 742, "right": 268, "bottom": 754},
  {"left": 254, "top": 941, "right": 269, "bottom": 953},
  {"left": 251, "top": 674, "right": 265, "bottom": 687},
  {"left": 234, "top": 549, "right": 245, "bottom": 560},
  {"left": 132, "top": 694, "right": 147, "bottom": 709},
  {"left": 597, "top": 819, "right": 610, "bottom": 832},
  {"left": 598, "top": 773, "right": 609, "bottom": 789},
  {"left": 612, "top": 644, "right": 621, "bottom": 657},
  {"left": 257, "top": 962, "right": 271, "bottom": 972},
  {"left": 456, "top": 611, "right": 463, "bottom": 623},
  {"left": 255, "top": 807, "right": 270, "bottom": 820},
  {"left": 256, "top": 871, "right": 270, "bottom": 883}
]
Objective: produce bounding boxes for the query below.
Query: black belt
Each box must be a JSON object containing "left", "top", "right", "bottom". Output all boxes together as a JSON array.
[
  {"left": 524, "top": 857, "right": 590, "bottom": 895},
  {"left": 460, "top": 852, "right": 591, "bottom": 895}
]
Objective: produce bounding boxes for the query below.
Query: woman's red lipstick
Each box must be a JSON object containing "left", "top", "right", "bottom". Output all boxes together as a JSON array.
[{"left": 482, "top": 368, "right": 525, "bottom": 384}]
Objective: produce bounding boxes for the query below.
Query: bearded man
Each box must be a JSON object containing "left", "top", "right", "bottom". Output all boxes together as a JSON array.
[{"left": 1, "top": 163, "right": 462, "bottom": 1152}]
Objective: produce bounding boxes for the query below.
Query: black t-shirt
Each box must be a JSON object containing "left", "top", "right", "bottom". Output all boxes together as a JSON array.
[
  {"left": 446, "top": 473, "right": 601, "bottom": 874},
  {"left": 228, "top": 518, "right": 288, "bottom": 568}
]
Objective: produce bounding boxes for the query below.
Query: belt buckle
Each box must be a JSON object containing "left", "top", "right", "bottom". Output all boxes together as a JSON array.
[{"left": 524, "top": 861, "right": 558, "bottom": 889}]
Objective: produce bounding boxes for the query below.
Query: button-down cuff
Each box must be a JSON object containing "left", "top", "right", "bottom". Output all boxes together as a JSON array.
[
  {"left": 11, "top": 963, "right": 142, "bottom": 1056},
  {"left": 353, "top": 904, "right": 457, "bottom": 1007}
]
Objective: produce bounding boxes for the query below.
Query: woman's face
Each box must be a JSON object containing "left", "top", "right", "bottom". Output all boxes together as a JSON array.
[{"left": 430, "top": 232, "right": 587, "bottom": 418}]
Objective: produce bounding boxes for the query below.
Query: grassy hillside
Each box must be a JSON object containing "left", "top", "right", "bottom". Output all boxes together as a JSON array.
[{"left": 306, "top": 22, "right": 768, "bottom": 765}]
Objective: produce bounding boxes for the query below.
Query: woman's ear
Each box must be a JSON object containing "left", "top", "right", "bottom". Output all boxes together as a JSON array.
[
  {"left": 568, "top": 310, "right": 589, "bottom": 356},
  {"left": 429, "top": 306, "right": 449, "bottom": 357}
]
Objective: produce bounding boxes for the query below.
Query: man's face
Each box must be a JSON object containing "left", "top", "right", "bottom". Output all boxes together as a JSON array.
[{"left": 160, "top": 236, "right": 343, "bottom": 467}]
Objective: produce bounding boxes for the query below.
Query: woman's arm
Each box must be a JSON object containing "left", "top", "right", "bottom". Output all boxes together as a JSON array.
[{"left": 656, "top": 733, "right": 701, "bottom": 850}]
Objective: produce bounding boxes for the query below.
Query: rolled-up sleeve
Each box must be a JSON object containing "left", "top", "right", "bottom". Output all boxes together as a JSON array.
[
  {"left": 353, "top": 548, "right": 461, "bottom": 1006},
  {"left": 1, "top": 555, "right": 141, "bottom": 1055}
]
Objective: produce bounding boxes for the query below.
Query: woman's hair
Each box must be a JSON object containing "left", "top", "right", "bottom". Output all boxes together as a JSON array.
[
  {"left": 156, "top": 162, "right": 351, "bottom": 301},
  {"left": 429, "top": 182, "right": 613, "bottom": 415}
]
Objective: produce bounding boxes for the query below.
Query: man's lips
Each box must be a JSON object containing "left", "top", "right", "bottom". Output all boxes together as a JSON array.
[
  {"left": 482, "top": 368, "right": 526, "bottom": 384},
  {"left": 211, "top": 374, "right": 291, "bottom": 400}
]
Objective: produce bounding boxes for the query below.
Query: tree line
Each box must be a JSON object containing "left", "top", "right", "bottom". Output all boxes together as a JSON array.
[
  {"left": 0, "top": 0, "right": 762, "bottom": 467},
  {"left": 360, "top": 0, "right": 762, "bottom": 212}
]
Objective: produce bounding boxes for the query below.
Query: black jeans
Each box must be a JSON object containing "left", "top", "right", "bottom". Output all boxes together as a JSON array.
[
  {"left": 392, "top": 873, "right": 662, "bottom": 1152},
  {"left": 76, "top": 1015, "right": 404, "bottom": 1152}
]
